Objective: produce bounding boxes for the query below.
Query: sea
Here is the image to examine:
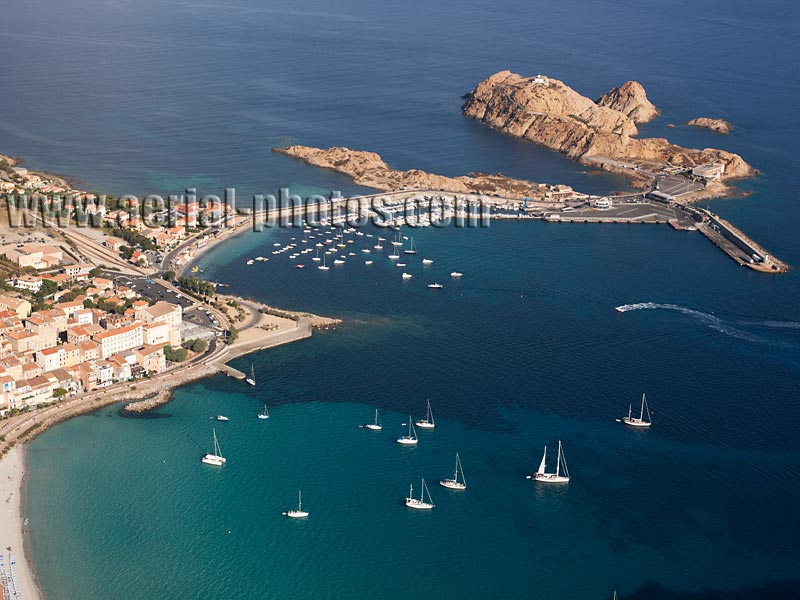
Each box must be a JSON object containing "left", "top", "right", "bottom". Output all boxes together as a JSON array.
[{"left": 3, "top": 0, "right": 800, "bottom": 598}]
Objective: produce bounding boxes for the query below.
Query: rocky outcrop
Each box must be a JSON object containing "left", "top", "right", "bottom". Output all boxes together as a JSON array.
[
  {"left": 273, "top": 145, "right": 570, "bottom": 199},
  {"left": 462, "top": 71, "right": 756, "bottom": 181},
  {"left": 597, "top": 81, "right": 660, "bottom": 123},
  {"left": 687, "top": 117, "right": 733, "bottom": 134}
]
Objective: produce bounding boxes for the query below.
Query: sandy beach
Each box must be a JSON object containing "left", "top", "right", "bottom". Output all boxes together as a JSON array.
[{"left": 0, "top": 447, "right": 43, "bottom": 600}]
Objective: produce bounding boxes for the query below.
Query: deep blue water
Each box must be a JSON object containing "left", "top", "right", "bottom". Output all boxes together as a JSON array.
[{"left": 9, "top": 0, "right": 800, "bottom": 598}]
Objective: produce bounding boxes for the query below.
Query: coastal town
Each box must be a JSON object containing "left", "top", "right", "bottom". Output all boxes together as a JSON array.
[{"left": 0, "top": 72, "right": 788, "bottom": 598}]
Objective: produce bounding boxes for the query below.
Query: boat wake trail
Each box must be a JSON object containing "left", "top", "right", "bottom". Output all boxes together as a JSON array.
[{"left": 613, "top": 302, "right": 780, "bottom": 344}]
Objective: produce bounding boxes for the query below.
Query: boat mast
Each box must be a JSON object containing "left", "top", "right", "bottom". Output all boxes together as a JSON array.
[
  {"left": 556, "top": 441, "right": 561, "bottom": 477},
  {"left": 640, "top": 393, "right": 646, "bottom": 421}
]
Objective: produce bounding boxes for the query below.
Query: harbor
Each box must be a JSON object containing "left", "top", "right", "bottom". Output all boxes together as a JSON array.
[{"left": 210, "top": 188, "right": 788, "bottom": 275}]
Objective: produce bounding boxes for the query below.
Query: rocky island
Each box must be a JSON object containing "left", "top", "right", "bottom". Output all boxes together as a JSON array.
[
  {"left": 273, "top": 145, "right": 583, "bottom": 201},
  {"left": 687, "top": 117, "right": 734, "bottom": 134},
  {"left": 461, "top": 71, "right": 755, "bottom": 193}
]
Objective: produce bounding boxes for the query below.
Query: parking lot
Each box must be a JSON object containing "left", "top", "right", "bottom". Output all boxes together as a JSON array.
[{"left": 110, "top": 274, "right": 196, "bottom": 310}]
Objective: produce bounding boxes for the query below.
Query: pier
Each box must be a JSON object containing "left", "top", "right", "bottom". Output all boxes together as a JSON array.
[{"left": 168, "top": 187, "right": 787, "bottom": 275}]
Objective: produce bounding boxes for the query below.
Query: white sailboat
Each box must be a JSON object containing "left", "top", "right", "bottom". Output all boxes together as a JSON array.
[
  {"left": 365, "top": 408, "right": 382, "bottom": 431},
  {"left": 403, "top": 237, "right": 417, "bottom": 254},
  {"left": 439, "top": 452, "right": 466, "bottom": 490},
  {"left": 201, "top": 428, "right": 226, "bottom": 466},
  {"left": 246, "top": 364, "right": 256, "bottom": 386},
  {"left": 427, "top": 283, "right": 443, "bottom": 289},
  {"left": 396, "top": 416, "right": 418, "bottom": 445},
  {"left": 284, "top": 490, "right": 309, "bottom": 518},
  {"left": 621, "top": 393, "right": 652, "bottom": 427},
  {"left": 528, "top": 440, "right": 569, "bottom": 483},
  {"left": 312, "top": 249, "right": 321, "bottom": 262},
  {"left": 415, "top": 399, "right": 435, "bottom": 429},
  {"left": 318, "top": 255, "right": 330, "bottom": 270},
  {"left": 422, "top": 258, "right": 433, "bottom": 265},
  {"left": 405, "top": 478, "right": 435, "bottom": 509},
  {"left": 258, "top": 401, "right": 269, "bottom": 420}
]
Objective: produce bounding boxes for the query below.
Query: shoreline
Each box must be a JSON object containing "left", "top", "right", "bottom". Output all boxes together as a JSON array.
[
  {"left": 0, "top": 446, "right": 44, "bottom": 600},
  {"left": 0, "top": 289, "right": 337, "bottom": 600}
]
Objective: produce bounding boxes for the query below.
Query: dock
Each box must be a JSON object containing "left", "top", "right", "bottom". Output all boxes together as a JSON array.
[{"left": 176, "top": 187, "right": 786, "bottom": 274}]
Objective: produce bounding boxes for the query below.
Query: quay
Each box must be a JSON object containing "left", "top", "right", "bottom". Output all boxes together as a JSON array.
[{"left": 236, "top": 189, "right": 787, "bottom": 273}]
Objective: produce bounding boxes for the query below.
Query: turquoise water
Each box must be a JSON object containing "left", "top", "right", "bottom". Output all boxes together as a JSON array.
[{"left": 10, "top": 0, "right": 800, "bottom": 597}]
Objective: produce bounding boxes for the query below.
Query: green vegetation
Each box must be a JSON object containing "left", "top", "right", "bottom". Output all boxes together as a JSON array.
[
  {"left": 176, "top": 275, "right": 215, "bottom": 297},
  {"left": 163, "top": 344, "right": 189, "bottom": 362},
  {"left": 162, "top": 270, "right": 176, "bottom": 282},
  {"left": 110, "top": 227, "right": 155, "bottom": 251},
  {"left": 226, "top": 325, "right": 238, "bottom": 344},
  {"left": 35, "top": 279, "right": 58, "bottom": 298},
  {"left": 182, "top": 338, "right": 208, "bottom": 353},
  {"left": 53, "top": 387, "right": 68, "bottom": 398}
]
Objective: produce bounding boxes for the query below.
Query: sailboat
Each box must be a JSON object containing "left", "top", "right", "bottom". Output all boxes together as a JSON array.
[
  {"left": 246, "top": 364, "right": 256, "bottom": 386},
  {"left": 258, "top": 401, "right": 269, "bottom": 420},
  {"left": 439, "top": 452, "right": 466, "bottom": 490},
  {"left": 405, "top": 478, "right": 435, "bottom": 509},
  {"left": 396, "top": 416, "right": 418, "bottom": 445},
  {"left": 528, "top": 440, "right": 569, "bottom": 483},
  {"left": 318, "top": 255, "right": 330, "bottom": 270},
  {"left": 415, "top": 399, "right": 435, "bottom": 429},
  {"left": 403, "top": 237, "right": 417, "bottom": 254},
  {"left": 365, "top": 408, "right": 382, "bottom": 431},
  {"left": 621, "top": 393, "right": 652, "bottom": 427},
  {"left": 284, "top": 490, "right": 309, "bottom": 518},
  {"left": 312, "top": 248, "right": 321, "bottom": 262},
  {"left": 201, "top": 428, "right": 226, "bottom": 466}
]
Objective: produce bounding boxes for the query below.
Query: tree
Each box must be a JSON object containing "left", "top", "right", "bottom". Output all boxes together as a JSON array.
[
  {"left": 120, "top": 246, "right": 134, "bottom": 260},
  {"left": 226, "top": 326, "right": 238, "bottom": 344},
  {"left": 162, "top": 270, "right": 176, "bottom": 282},
  {"left": 36, "top": 279, "right": 59, "bottom": 298},
  {"left": 89, "top": 266, "right": 104, "bottom": 278},
  {"left": 163, "top": 344, "right": 188, "bottom": 362},
  {"left": 53, "top": 387, "right": 68, "bottom": 399}
]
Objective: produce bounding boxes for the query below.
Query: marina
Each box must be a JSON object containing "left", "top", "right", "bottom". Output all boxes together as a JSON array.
[{"left": 225, "top": 188, "right": 787, "bottom": 275}]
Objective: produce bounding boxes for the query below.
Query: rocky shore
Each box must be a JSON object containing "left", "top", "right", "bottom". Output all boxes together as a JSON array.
[
  {"left": 687, "top": 117, "right": 733, "bottom": 134},
  {"left": 461, "top": 71, "right": 755, "bottom": 184},
  {"left": 273, "top": 145, "right": 579, "bottom": 200}
]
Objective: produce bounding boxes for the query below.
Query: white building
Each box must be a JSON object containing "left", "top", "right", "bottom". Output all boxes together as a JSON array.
[{"left": 94, "top": 323, "right": 144, "bottom": 358}]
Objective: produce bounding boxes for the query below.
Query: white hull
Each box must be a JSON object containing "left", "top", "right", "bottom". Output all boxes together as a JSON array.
[
  {"left": 257, "top": 414, "right": 269, "bottom": 420},
  {"left": 246, "top": 378, "right": 255, "bottom": 386},
  {"left": 396, "top": 437, "right": 418, "bottom": 445},
  {"left": 533, "top": 473, "right": 569, "bottom": 483},
  {"left": 439, "top": 479, "right": 466, "bottom": 490},
  {"left": 622, "top": 417, "right": 652, "bottom": 427},
  {"left": 405, "top": 499, "right": 434, "bottom": 509},
  {"left": 365, "top": 424, "right": 382, "bottom": 431},
  {"left": 215, "top": 416, "right": 229, "bottom": 421},
  {"left": 202, "top": 454, "right": 226, "bottom": 466},
  {"left": 415, "top": 420, "right": 435, "bottom": 429},
  {"left": 285, "top": 510, "right": 309, "bottom": 518}
]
